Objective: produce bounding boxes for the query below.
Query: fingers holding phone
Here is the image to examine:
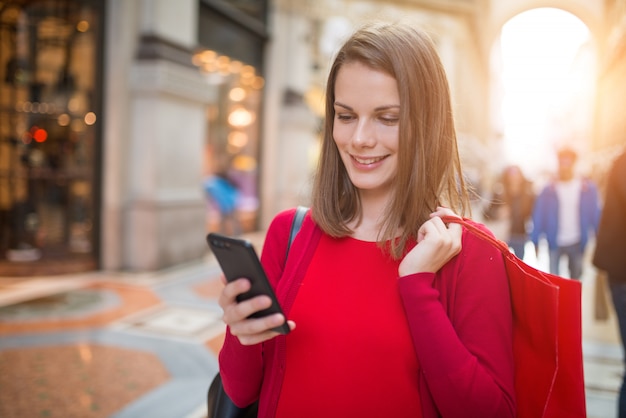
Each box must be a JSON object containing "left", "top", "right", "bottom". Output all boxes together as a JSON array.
[
  {"left": 208, "top": 233, "right": 293, "bottom": 342},
  {"left": 219, "top": 278, "right": 294, "bottom": 345}
]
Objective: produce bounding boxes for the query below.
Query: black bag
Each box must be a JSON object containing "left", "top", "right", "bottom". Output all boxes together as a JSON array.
[
  {"left": 207, "top": 373, "right": 257, "bottom": 418},
  {"left": 207, "top": 206, "right": 308, "bottom": 418}
]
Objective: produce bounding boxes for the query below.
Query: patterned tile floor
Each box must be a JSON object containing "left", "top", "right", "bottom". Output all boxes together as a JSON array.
[
  {"left": 0, "top": 255, "right": 229, "bottom": 418},
  {"left": 0, "top": 230, "right": 622, "bottom": 418}
]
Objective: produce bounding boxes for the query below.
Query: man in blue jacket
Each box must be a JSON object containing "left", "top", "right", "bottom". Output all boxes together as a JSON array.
[{"left": 530, "top": 147, "right": 601, "bottom": 279}]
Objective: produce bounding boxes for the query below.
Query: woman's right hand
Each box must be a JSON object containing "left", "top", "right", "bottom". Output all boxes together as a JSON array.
[{"left": 218, "top": 276, "right": 295, "bottom": 345}]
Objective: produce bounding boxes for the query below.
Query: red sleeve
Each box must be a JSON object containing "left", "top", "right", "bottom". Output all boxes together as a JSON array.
[
  {"left": 398, "top": 225, "right": 516, "bottom": 418},
  {"left": 218, "top": 208, "right": 296, "bottom": 407}
]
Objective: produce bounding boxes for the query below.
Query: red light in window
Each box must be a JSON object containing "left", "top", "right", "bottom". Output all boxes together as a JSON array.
[{"left": 32, "top": 127, "right": 48, "bottom": 142}]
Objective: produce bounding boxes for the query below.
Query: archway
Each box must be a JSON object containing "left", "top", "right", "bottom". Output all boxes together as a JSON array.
[{"left": 490, "top": 7, "right": 595, "bottom": 180}]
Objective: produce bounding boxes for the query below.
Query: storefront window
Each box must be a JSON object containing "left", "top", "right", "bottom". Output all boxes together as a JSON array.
[
  {"left": 195, "top": 50, "right": 264, "bottom": 234},
  {"left": 0, "top": 0, "right": 103, "bottom": 275},
  {"left": 198, "top": 0, "right": 267, "bottom": 235},
  {"left": 227, "top": 0, "right": 267, "bottom": 22}
]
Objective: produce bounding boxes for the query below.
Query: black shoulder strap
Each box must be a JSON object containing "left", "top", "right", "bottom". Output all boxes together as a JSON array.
[{"left": 286, "top": 206, "right": 309, "bottom": 259}]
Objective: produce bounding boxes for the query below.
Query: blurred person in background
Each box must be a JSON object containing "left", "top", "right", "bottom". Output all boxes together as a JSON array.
[
  {"left": 485, "top": 165, "right": 535, "bottom": 260},
  {"left": 530, "top": 147, "right": 601, "bottom": 279},
  {"left": 204, "top": 169, "right": 242, "bottom": 236},
  {"left": 593, "top": 148, "right": 626, "bottom": 418},
  {"left": 217, "top": 20, "right": 515, "bottom": 418}
]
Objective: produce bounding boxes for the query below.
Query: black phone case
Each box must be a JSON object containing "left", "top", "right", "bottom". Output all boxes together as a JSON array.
[{"left": 207, "top": 232, "right": 290, "bottom": 334}]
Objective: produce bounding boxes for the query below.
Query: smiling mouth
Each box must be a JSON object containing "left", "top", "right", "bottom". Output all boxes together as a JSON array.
[{"left": 352, "top": 155, "right": 387, "bottom": 165}]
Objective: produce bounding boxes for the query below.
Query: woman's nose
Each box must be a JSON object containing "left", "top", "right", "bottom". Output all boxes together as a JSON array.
[{"left": 352, "top": 119, "right": 375, "bottom": 147}]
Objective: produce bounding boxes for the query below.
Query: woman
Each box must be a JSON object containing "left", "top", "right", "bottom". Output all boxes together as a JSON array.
[
  {"left": 486, "top": 165, "right": 535, "bottom": 260},
  {"left": 218, "top": 21, "right": 515, "bottom": 418}
]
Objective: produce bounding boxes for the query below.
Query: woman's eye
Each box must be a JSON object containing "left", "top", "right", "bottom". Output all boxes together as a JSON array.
[
  {"left": 380, "top": 116, "right": 399, "bottom": 125},
  {"left": 336, "top": 114, "right": 353, "bottom": 121}
]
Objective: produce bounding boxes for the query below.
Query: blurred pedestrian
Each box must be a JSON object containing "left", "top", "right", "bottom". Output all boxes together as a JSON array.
[
  {"left": 217, "top": 20, "right": 515, "bottom": 418},
  {"left": 485, "top": 165, "right": 535, "bottom": 260},
  {"left": 530, "top": 147, "right": 601, "bottom": 279},
  {"left": 204, "top": 171, "right": 241, "bottom": 235},
  {"left": 593, "top": 148, "right": 626, "bottom": 418}
]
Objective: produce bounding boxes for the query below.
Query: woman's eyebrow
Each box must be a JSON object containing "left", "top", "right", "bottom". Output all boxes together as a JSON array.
[
  {"left": 334, "top": 101, "right": 400, "bottom": 111},
  {"left": 375, "top": 104, "right": 400, "bottom": 111},
  {"left": 334, "top": 101, "right": 352, "bottom": 110}
]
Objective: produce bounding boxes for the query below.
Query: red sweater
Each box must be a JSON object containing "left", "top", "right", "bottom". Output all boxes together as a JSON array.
[
  {"left": 218, "top": 208, "right": 516, "bottom": 418},
  {"left": 274, "top": 234, "right": 422, "bottom": 417}
]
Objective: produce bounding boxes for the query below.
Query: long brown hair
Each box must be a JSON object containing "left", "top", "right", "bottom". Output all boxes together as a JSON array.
[{"left": 311, "top": 21, "right": 470, "bottom": 259}]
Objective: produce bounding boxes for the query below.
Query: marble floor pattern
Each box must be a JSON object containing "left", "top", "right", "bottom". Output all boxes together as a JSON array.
[
  {"left": 0, "top": 258, "right": 226, "bottom": 418},
  {"left": 0, "top": 231, "right": 623, "bottom": 418}
]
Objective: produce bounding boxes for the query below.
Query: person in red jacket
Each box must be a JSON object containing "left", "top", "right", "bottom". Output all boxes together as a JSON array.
[{"left": 217, "top": 21, "right": 515, "bottom": 418}]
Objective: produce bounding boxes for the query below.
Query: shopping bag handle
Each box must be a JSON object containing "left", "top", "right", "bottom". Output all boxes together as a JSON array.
[{"left": 441, "top": 215, "right": 512, "bottom": 256}]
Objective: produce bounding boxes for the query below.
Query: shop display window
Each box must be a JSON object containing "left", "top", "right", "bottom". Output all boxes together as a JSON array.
[
  {"left": 197, "top": 0, "right": 268, "bottom": 235},
  {"left": 195, "top": 49, "right": 264, "bottom": 235},
  {"left": 0, "top": 0, "right": 103, "bottom": 274}
]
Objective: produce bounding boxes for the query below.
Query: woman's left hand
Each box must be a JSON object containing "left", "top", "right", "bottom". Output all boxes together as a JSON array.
[{"left": 398, "top": 206, "right": 463, "bottom": 276}]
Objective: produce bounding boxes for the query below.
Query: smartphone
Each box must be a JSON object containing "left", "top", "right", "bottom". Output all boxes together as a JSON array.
[{"left": 207, "top": 232, "right": 290, "bottom": 334}]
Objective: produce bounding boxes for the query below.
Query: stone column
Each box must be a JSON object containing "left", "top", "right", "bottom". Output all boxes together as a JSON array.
[
  {"left": 102, "top": 0, "right": 215, "bottom": 271},
  {"left": 260, "top": 2, "right": 318, "bottom": 226}
]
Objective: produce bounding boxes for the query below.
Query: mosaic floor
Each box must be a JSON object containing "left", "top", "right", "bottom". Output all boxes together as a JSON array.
[
  {"left": 0, "top": 259, "right": 226, "bottom": 418},
  {"left": 0, "top": 230, "right": 623, "bottom": 418}
]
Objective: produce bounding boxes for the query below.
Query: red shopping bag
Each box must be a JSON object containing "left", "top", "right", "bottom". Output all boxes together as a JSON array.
[{"left": 444, "top": 217, "right": 586, "bottom": 418}]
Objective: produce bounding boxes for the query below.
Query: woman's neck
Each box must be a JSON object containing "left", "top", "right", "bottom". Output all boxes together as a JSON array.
[{"left": 348, "top": 192, "right": 392, "bottom": 242}]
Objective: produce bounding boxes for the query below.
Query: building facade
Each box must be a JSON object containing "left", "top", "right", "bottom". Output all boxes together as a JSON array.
[{"left": 0, "top": 0, "right": 623, "bottom": 276}]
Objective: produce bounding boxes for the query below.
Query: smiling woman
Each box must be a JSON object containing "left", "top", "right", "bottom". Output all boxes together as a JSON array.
[
  {"left": 216, "top": 20, "right": 516, "bottom": 418},
  {"left": 498, "top": 7, "right": 593, "bottom": 176},
  {"left": 332, "top": 61, "right": 400, "bottom": 208}
]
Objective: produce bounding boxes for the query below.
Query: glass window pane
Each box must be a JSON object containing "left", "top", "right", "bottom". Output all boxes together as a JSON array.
[{"left": 0, "top": 0, "right": 102, "bottom": 274}]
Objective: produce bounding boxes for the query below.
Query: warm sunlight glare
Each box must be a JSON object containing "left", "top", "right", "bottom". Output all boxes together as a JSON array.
[{"left": 500, "top": 8, "right": 592, "bottom": 177}]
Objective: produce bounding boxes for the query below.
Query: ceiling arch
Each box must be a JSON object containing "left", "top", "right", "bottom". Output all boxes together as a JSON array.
[{"left": 487, "top": 0, "right": 604, "bottom": 50}]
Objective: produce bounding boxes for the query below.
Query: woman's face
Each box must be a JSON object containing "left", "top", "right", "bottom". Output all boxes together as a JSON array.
[{"left": 333, "top": 61, "right": 400, "bottom": 200}]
